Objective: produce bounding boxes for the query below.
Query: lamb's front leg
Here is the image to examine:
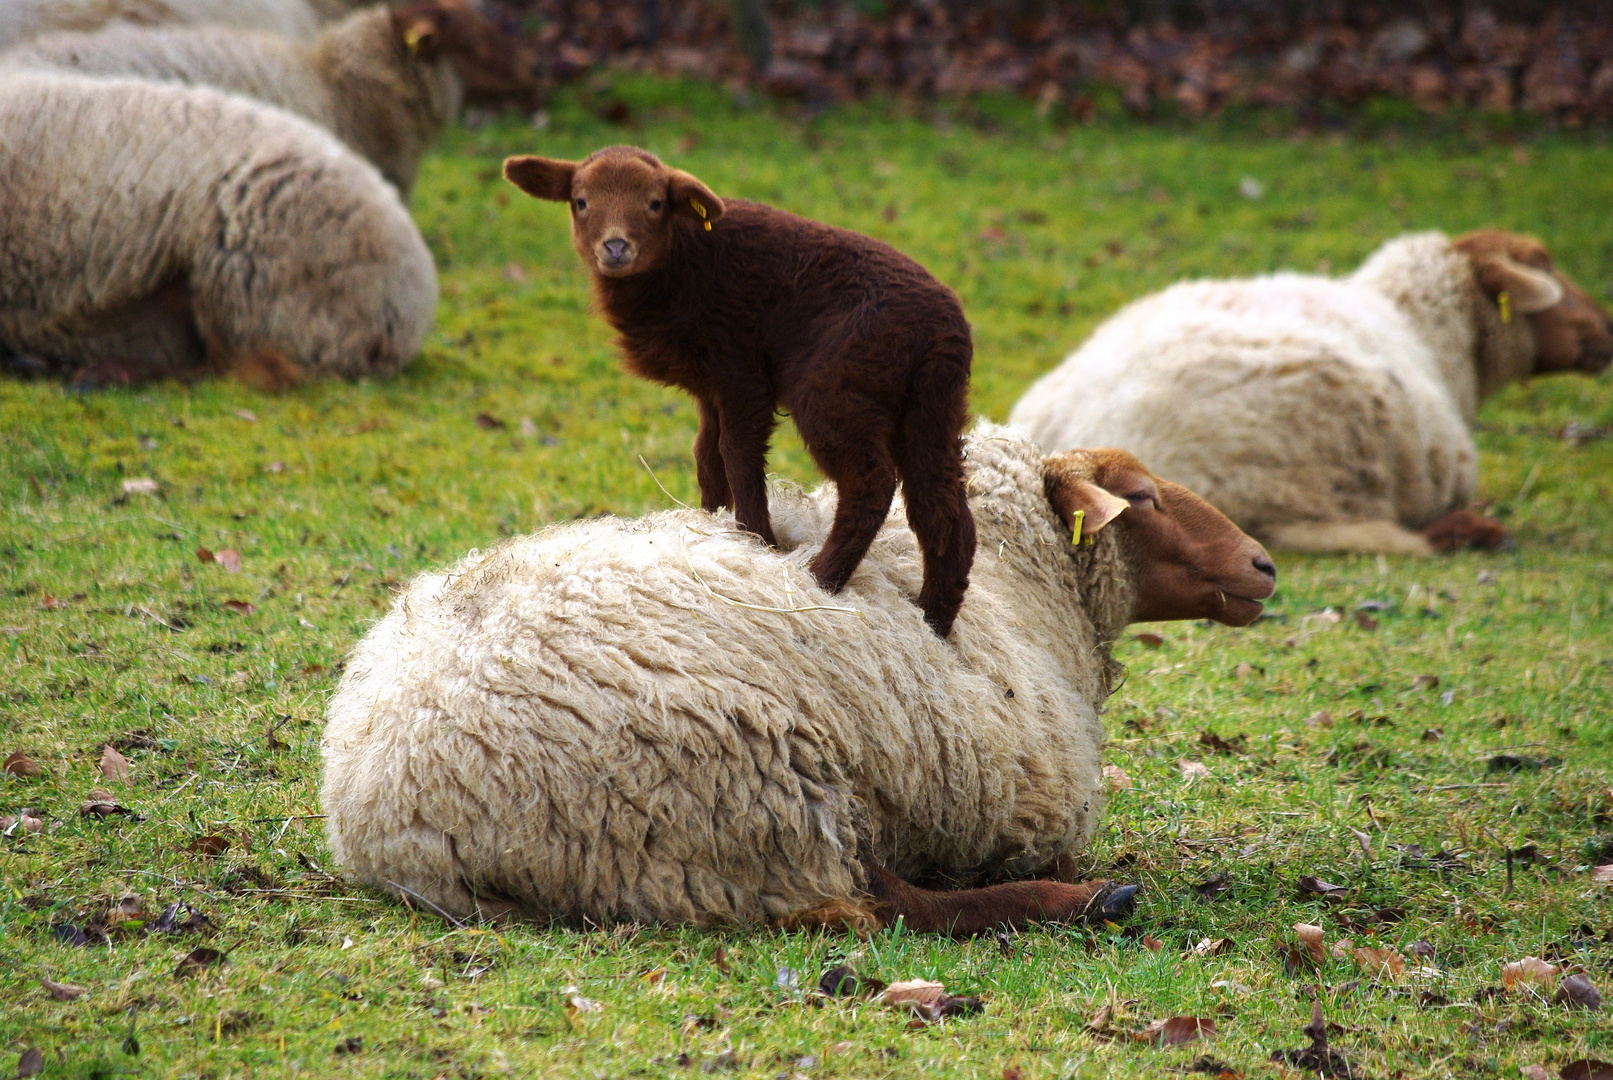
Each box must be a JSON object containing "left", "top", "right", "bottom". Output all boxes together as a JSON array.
[
  {"left": 716, "top": 392, "right": 778, "bottom": 547},
  {"left": 693, "top": 395, "right": 733, "bottom": 512}
]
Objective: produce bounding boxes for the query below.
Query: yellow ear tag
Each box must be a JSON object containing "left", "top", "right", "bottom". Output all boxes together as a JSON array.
[
  {"left": 690, "top": 197, "right": 711, "bottom": 231},
  {"left": 404, "top": 25, "right": 425, "bottom": 55},
  {"left": 1071, "top": 509, "right": 1084, "bottom": 545},
  {"left": 1498, "top": 290, "right": 1512, "bottom": 324}
]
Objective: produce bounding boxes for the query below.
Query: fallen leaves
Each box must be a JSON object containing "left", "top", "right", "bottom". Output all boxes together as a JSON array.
[
  {"left": 1271, "top": 1002, "right": 1355, "bottom": 1078},
  {"left": 881, "top": 979, "right": 984, "bottom": 1024},
  {"left": 1351, "top": 947, "right": 1405, "bottom": 977},
  {"left": 818, "top": 965, "right": 885, "bottom": 999},
  {"left": 121, "top": 477, "right": 160, "bottom": 497},
  {"left": 1354, "top": 611, "right": 1379, "bottom": 631},
  {"left": 99, "top": 745, "right": 130, "bottom": 783},
  {"left": 1592, "top": 864, "right": 1613, "bottom": 884},
  {"left": 1502, "top": 956, "right": 1559, "bottom": 992},
  {"left": 475, "top": 412, "right": 507, "bottom": 430},
  {"left": 1194, "top": 872, "right": 1230, "bottom": 902},
  {"left": 196, "top": 547, "right": 242, "bottom": 573},
  {"left": 1, "top": 809, "right": 44, "bottom": 836},
  {"left": 1193, "top": 938, "right": 1232, "bottom": 957},
  {"left": 1294, "top": 923, "right": 1327, "bottom": 964},
  {"left": 220, "top": 600, "right": 256, "bottom": 615},
  {"left": 1134, "top": 1016, "right": 1216, "bottom": 1046},
  {"left": 79, "top": 789, "right": 134, "bottom": 819},
  {"left": 1297, "top": 876, "right": 1349, "bottom": 900},
  {"left": 40, "top": 977, "right": 87, "bottom": 1001},
  {"left": 1179, "top": 759, "right": 1210, "bottom": 780},
  {"left": 1134, "top": 632, "right": 1165, "bottom": 648},
  {"left": 174, "top": 946, "right": 227, "bottom": 978},
  {"left": 1410, "top": 674, "right": 1440, "bottom": 691},
  {"left": 3, "top": 751, "right": 42, "bottom": 778},
  {"left": 188, "top": 835, "right": 233, "bottom": 859},
  {"left": 1557, "top": 973, "right": 1604, "bottom": 1011},
  {"left": 1102, "top": 764, "right": 1131, "bottom": 791},
  {"left": 16, "top": 1047, "right": 43, "bottom": 1078},
  {"left": 1199, "top": 730, "right": 1247, "bottom": 755}
]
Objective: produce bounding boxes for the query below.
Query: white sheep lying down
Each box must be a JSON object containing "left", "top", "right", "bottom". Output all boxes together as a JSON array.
[
  {"left": 322, "top": 424, "right": 1276, "bottom": 933},
  {"left": 0, "top": 0, "right": 358, "bottom": 50},
  {"left": 0, "top": 72, "right": 436, "bottom": 385},
  {"left": 1, "top": 2, "right": 539, "bottom": 197},
  {"left": 1010, "top": 231, "right": 1613, "bottom": 555}
]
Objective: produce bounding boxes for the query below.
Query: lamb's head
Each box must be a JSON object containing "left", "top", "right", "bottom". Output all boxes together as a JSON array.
[
  {"left": 1044, "top": 449, "right": 1276, "bottom": 627},
  {"left": 502, "top": 146, "right": 724, "bottom": 277},
  {"left": 391, "top": 1, "right": 539, "bottom": 109},
  {"left": 1453, "top": 229, "right": 1613, "bottom": 377}
]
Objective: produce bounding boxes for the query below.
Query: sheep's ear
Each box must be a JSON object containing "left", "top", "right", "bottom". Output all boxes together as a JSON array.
[
  {"left": 503, "top": 156, "right": 575, "bottom": 202},
  {"left": 395, "top": 11, "right": 441, "bottom": 58},
  {"left": 667, "top": 169, "right": 724, "bottom": 228},
  {"left": 1045, "top": 460, "right": 1130, "bottom": 542},
  {"left": 1473, "top": 253, "right": 1564, "bottom": 315}
]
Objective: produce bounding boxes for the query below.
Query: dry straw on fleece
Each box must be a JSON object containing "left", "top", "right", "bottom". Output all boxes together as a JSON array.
[{"left": 322, "top": 424, "right": 1130, "bottom": 926}]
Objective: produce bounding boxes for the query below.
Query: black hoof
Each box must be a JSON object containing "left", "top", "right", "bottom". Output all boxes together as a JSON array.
[{"left": 1089, "top": 883, "right": 1140, "bottom": 921}]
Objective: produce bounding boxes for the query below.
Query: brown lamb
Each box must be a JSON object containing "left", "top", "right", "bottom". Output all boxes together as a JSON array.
[{"left": 503, "top": 145, "right": 978, "bottom": 637}]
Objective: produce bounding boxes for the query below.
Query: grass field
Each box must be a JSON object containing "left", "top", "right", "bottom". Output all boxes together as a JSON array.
[{"left": 3, "top": 77, "right": 1612, "bottom": 1079}]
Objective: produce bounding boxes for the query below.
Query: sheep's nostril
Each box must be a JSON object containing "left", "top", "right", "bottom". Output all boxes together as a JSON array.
[
  {"left": 1253, "top": 555, "right": 1276, "bottom": 581},
  {"left": 602, "top": 239, "right": 629, "bottom": 261}
]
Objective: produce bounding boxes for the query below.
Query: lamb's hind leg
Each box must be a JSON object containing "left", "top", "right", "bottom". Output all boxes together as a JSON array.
[
  {"left": 895, "top": 371, "right": 975, "bottom": 636},
  {"left": 863, "top": 861, "right": 1138, "bottom": 937},
  {"left": 797, "top": 406, "right": 899, "bottom": 594}
]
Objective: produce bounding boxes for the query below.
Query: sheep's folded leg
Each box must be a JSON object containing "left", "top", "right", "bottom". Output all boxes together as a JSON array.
[{"left": 862, "top": 861, "right": 1138, "bottom": 937}]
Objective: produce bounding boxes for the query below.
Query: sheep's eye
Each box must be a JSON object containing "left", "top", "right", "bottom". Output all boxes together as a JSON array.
[
  {"left": 649, "top": 199, "right": 663, "bottom": 212},
  {"left": 574, "top": 198, "right": 587, "bottom": 211},
  {"left": 1126, "top": 491, "right": 1154, "bottom": 507}
]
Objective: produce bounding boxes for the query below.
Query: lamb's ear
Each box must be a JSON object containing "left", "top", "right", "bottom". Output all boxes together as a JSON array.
[
  {"left": 1045, "top": 457, "right": 1130, "bottom": 542},
  {"left": 1473, "top": 253, "right": 1564, "bottom": 315},
  {"left": 503, "top": 156, "right": 576, "bottom": 202},
  {"left": 667, "top": 169, "right": 724, "bottom": 228}
]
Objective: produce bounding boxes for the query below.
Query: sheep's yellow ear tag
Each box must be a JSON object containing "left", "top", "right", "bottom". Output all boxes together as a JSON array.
[
  {"left": 690, "top": 197, "right": 711, "bottom": 231},
  {"left": 1498, "top": 290, "right": 1512, "bottom": 324},
  {"left": 1070, "top": 509, "right": 1085, "bottom": 545},
  {"left": 403, "top": 20, "right": 432, "bottom": 55}
]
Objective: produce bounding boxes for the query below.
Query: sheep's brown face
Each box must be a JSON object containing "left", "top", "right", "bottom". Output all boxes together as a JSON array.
[
  {"left": 1454, "top": 229, "right": 1613, "bottom": 377},
  {"left": 501, "top": 147, "right": 724, "bottom": 278},
  {"left": 1045, "top": 449, "right": 1277, "bottom": 627},
  {"left": 392, "top": 2, "right": 540, "bottom": 110}
]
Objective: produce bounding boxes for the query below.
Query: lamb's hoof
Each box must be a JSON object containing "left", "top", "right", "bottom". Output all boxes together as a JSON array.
[{"left": 1085, "top": 883, "right": 1140, "bottom": 922}]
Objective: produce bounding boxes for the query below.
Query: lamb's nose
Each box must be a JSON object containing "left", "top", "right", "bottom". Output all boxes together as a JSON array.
[
  {"left": 1253, "top": 554, "right": 1277, "bottom": 581},
  {"left": 602, "top": 238, "right": 629, "bottom": 261}
]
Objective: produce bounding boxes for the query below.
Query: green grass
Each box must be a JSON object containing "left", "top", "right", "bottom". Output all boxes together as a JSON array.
[{"left": 3, "top": 78, "right": 1612, "bottom": 1078}]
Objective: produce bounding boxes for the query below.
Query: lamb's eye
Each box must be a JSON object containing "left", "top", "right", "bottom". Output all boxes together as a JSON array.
[
  {"left": 574, "top": 198, "right": 587, "bottom": 211},
  {"left": 649, "top": 198, "right": 663, "bottom": 211},
  {"left": 1126, "top": 491, "right": 1153, "bottom": 507}
]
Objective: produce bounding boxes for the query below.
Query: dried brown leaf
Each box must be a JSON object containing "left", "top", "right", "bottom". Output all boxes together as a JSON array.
[
  {"left": 99, "top": 745, "right": 130, "bottom": 783},
  {"left": 1410, "top": 674, "right": 1440, "bottom": 690},
  {"left": 1195, "top": 873, "right": 1230, "bottom": 901},
  {"left": 1103, "top": 764, "right": 1132, "bottom": 791},
  {"left": 1134, "top": 632, "right": 1165, "bottom": 649},
  {"left": 475, "top": 412, "right": 507, "bottom": 430},
  {"left": 213, "top": 549, "right": 242, "bottom": 573},
  {"left": 1133, "top": 1016, "right": 1216, "bottom": 1046},
  {"left": 882, "top": 978, "right": 983, "bottom": 1023},
  {"left": 1354, "top": 611, "right": 1378, "bottom": 631},
  {"left": 174, "top": 946, "right": 226, "bottom": 978},
  {"left": 1520, "top": 1067, "right": 1551, "bottom": 1080},
  {"left": 1501, "top": 956, "right": 1559, "bottom": 991},
  {"left": 1179, "top": 759, "right": 1210, "bottom": 780},
  {"left": 3, "top": 751, "right": 41, "bottom": 778},
  {"left": 189, "top": 835, "right": 231, "bottom": 858},
  {"left": 1555, "top": 973, "right": 1603, "bottom": 1011},
  {"left": 1, "top": 810, "right": 44, "bottom": 835},
  {"left": 221, "top": 600, "right": 255, "bottom": 615},
  {"left": 79, "top": 789, "right": 129, "bottom": 818},
  {"left": 1352, "top": 947, "right": 1405, "bottom": 976},
  {"left": 1085, "top": 1003, "right": 1114, "bottom": 1035},
  {"left": 40, "top": 977, "right": 87, "bottom": 1001},
  {"left": 1294, "top": 923, "right": 1326, "bottom": 964},
  {"left": 1303, "top": 710, "right": 1334, "bottom": 728},
  {"left": 1194, "top": 938, "right": 1232, "bottom": 957},
  {"left": 1297, "top": 875, "right": 1348, "bottom": 899},
  {"left": 16, "top": 1047, "right": 43, "bottom": 1078},
  {"left": 1591, "top": 864, "right": 1613, "bottom": 884}
]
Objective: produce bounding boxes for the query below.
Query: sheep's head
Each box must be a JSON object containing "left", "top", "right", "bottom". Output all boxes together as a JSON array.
[
  {"left": 1453, "top": 229, "right": 1613, "bottom": 377},
  {"left": 502, "top": 146, "right": 724, "bottom": 278},
  {"left": 391, "top": 1, "right": 540, "bottom": 109},
  {"left": 1044, "top": 449, "right": 1277, "bottom": 627}
]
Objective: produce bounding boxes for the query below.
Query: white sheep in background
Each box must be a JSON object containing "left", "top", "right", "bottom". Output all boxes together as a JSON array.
[
  {"left": 0, "top": 72, "right": 436, "bottom": 386},
  {"left": 321, "top": 423, "right": 1276, "bottom": 934},
  {"left": 1010, "top": 231, "right": 1613, "bottom": 555},
  {"left": 0, "top": 0, "right": 361, "bottom": 50},
  {"left": 1, "top": 2, "right": 539, "bottom": 197}
]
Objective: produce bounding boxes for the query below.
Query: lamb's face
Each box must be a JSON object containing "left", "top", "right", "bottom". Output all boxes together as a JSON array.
[
  {"left": 1044, "top": 449, "right": 1277, "bottom": 628},
  {"left": 1454, "top": 229, "right": 1613, "bottom": 377},
  {"left": 392, "top": 1, "right": 540, "bottom": 110},
  {"left": 501, "top": 147, "right": 724, "bottom": 278}
]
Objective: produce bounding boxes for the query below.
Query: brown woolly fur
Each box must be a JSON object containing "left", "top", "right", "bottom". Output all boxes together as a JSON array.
[
  {"left": 321, "top": 423, "right": 1272, "bottom": 933},
  {"left": 502, "top": 145, "right": 978, "bottom": 637},
  {"left": 0, "top": 0, "right": 360, "bottom": 49},
  {"left": 0, "top": 72, "right": 436, "bottom": 385},
  {"left": 1011, "top": 231, "right": 1613, "bottom": 556},
  {"left": 2, "top": 2, "right": 538, "bottom": 197}
]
